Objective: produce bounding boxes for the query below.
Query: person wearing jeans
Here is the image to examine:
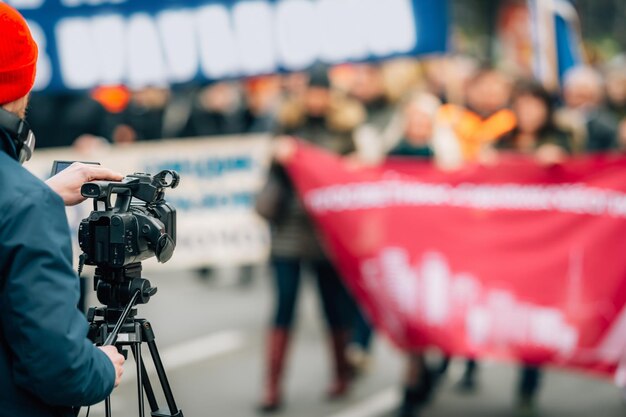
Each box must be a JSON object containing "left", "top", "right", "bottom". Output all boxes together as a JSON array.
[{"left": 257, "top": 66, "right": 365, "bottom": 412}]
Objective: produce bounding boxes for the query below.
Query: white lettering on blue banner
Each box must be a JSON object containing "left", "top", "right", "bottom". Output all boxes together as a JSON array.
[{"left": 17, "top": 0, "right": 447, "bottom": 91}]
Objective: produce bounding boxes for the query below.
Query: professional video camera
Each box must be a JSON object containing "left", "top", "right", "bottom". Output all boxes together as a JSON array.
[
  {"left": 79, "top": 170, "right": 179, "bottom": 269},
  {"left": 78, "top": 170, "right": 178, "bottom": 309},
  {"left": 79, "top": 169, "right": 184, "bottom": 417}
]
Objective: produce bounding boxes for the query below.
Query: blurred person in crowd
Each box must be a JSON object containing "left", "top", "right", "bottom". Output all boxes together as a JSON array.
[
  {"left": 496, "top": 80, "right": 571, "bottom": 160},
  {"left": 443, "top": 55, "right": 481, "bottom": 106},
  {"left": 379, "top": 59, "right": 423, "bottom": 104},
  {"left": 605, "top": 57, "right": 626, "bottom": 120},
  {"left": 389, "top": 93, "right": 441, "bottom": 158},
  {"left": 613, "top": 120, "right": 626, "bottom": 156},
  {"left": 280, "top": 71, "right": 310, "bottom": 102},
  {"left": 0, "top": 5, "right": 125, "bottom": 416},
  {"left": 434, "top": 66, "right": 516, "bottom": 392},
  {"left": 439, "top": 65, "right": 516, "bottom": 161},
  {"left": 28, "top": 92, "right": 112, "bottom": 148},
  {"left": 387, "top": 92, "right": 444, "bottom": 417},
  {"left": 350, "top": 63, "right": 404, "bottom": 165},
  {"left": 421, "top": 57, "right": 448, "bottom": 102},
  {"left": 556, "top": 65, "right": 617, "bottom": 153},
  {"left": 428, "top": 65, "right": 516, "bottom": 392},
  {"left": 275, "top": 67, "right": 365, "bottom": 154},
  {"left": 421, "top": 55, "right": 478, "bottom": 105},
  {"left": 112, "top": 86, "right": 172, "bottom": 143},
  {"left": 604, "top": 58, "right": 626, "bottom": 152},
  {"left": 182, "top": 81, "right": 245, "bottom": 138},
  {"left": 492, "top": 81, "right": 572, "bottom": 415},
  {"left": 350, "top": 64, "right": 397, "bottom": 129},
  {"left": 255, "top": 66, "right": 365, "bottom": 412},
  {"left": 344, "top": 63, "right": 403, "bottom": 372},
  {"left": 242, "top": 76, "right": 281, "bottom": 134},
  {"left": 618, "top": 119, "right": 626, "bottom": 152}
]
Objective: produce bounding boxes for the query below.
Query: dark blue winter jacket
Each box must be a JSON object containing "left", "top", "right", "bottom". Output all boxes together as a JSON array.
[{"left": 0, "top": 128, "right": 115, "bottom": 417}]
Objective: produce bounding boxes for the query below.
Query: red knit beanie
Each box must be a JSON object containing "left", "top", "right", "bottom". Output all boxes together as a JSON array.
[{"left": 0, "top": 3, "right": 38, "bottom": 105}]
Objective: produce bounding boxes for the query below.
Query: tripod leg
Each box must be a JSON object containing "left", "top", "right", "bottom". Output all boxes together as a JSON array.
[
  {"left": 147, "top": 339, "right": 179, "bottom": 414},
  {"left": 105, "top": 396, "right": 112, "bottom": 417},
  {"left": 141, "top": 321, "right": 179, "bottom": 415},
  {"left": 132, "top": 344, "right": 146, "bottom": 417},
  {"left": 140, "top": 356, "right": 160, "bottom": 412}
]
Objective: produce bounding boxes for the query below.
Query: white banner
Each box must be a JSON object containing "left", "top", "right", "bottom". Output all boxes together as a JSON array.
[{"left": 26, "top": 135, "right": 273, "bottom": 271}]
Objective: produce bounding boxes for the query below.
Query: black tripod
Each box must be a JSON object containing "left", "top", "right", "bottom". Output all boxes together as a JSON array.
[{"left": 87, "top": 263, "right": 184, "bottom": 417}]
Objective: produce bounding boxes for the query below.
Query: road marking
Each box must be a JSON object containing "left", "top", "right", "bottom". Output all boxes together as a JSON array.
[
  {"left": 160, "top": 330, "right": 245, "bottom": 370},
  {"left": 120, "top": 330, "right": 246, "bottom": 385},
  {"left": 326, "top": 388, "right": 399, "bottom": 417}
]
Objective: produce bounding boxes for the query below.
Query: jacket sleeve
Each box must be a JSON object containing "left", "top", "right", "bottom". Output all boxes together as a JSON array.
[{"left": 0, "top": 186, "right": 115, "bottom": 406}]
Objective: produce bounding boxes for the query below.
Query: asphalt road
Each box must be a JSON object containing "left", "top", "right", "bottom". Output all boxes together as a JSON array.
[{"left": 82, "top": 267, "right": 626, "bottom": 417}]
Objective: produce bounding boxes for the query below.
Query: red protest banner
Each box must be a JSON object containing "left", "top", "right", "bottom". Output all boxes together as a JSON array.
[{"left": 285, "top": 142, "right": 626, "bottom": 380}]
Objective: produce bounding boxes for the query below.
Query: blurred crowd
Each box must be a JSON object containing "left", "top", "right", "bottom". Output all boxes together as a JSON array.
[
  {"left": 29, "top": 54, "right": 626, "bottom": 164},
  {"left": 31, "top": 54, "right": 626, "bottom": 417}
]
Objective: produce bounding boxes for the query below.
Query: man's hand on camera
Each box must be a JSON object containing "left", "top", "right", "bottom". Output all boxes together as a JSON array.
[
  {"left": 45, "top": 163, "right": 123, "bottom": 206},
  {"left": 98, "top": 346, "right": 125, "bottom": 388}
]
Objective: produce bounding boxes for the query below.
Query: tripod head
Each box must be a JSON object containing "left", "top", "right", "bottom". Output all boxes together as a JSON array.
[
  {"left": 88, "top": 262, "right": 157, "bottom": 345},
  {"left": 94, "top": 263, "right": 157, "bottom": 310}
]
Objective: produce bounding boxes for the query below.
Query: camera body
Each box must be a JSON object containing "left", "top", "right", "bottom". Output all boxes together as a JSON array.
[{"left": 78, "top": 171, "right": 179, "bottom": 269}]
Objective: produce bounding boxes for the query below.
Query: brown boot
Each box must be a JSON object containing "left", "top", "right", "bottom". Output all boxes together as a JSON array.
[
  {"left": 326, "top": 330, "right": 353, "bottom": 400},
  {"left": 258, "top": 328, "right": 290, "bottom": 413}
]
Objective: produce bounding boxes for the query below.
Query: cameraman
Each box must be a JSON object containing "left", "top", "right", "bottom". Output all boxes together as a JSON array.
[{"left": 0, "top": 4, "right": 125, "bottom": 417}]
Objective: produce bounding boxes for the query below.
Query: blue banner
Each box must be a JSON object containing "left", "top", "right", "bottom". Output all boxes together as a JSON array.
[
  {"left": 553, "top": 0, "right": 583, "bottom": 82},
  {"left": 9, "top": 0, "right": 448, "bottom": 92},
  {"left": 528, "top": 0, "right": 584, "bottom": 88}
]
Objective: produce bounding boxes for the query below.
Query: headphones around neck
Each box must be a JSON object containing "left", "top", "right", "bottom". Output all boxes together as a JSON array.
[{"left": 0, "top": 107, "right": 36, "bottom": 164}]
